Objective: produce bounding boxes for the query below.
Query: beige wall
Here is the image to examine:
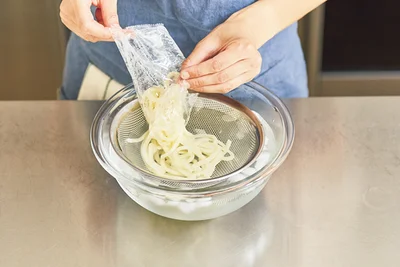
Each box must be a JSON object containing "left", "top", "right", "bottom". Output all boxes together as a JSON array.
[{"left": 0, "top": 0, "right": 65, "bottom": 100}]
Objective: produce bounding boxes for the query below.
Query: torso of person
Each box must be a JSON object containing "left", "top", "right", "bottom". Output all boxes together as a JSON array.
[{"left": 62, "top": 0, "right": 308, "bottom": 99}]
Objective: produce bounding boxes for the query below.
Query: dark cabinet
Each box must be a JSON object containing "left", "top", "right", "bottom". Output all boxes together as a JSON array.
[{"left": 322, "top": 0, "right": 400, "bottom": 71}]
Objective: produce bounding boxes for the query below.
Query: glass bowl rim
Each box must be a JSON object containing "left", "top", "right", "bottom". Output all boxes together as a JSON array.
[{"left": 90, "top": 81, "right": 295, "bottom": 194}]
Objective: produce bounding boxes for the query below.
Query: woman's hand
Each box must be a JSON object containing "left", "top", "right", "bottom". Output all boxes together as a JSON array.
[
  {"left": 60, "top": 0, "right": 119, "bottom": 42},
  {"left": 180, "top": 24, "right": 262, "bottom": 94},
  {"left": 180, "top": 0, "right": 327, "bottom": 94},
  {"left": 180, "top": 5, "right": 270, "bottom": 94}
]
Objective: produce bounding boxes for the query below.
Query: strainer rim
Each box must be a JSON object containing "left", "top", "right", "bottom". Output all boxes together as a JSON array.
[
  {"left": 110, "top": 93, "right": 265, "bottom": 183},
  {"left": 90, "top": 81, "right": 294, "bottom": 194}
]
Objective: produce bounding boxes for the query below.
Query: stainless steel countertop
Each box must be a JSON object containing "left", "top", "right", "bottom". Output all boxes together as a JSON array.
[{"left": 1, "top": 98, "right": 400, "bottom": 267}]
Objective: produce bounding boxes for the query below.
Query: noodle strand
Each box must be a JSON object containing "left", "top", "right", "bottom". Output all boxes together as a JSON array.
[{"left": 127, "top": 72, "right": 235, "bottom": 180}]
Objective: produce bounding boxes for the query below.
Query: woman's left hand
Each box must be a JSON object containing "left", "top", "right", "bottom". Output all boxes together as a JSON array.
[{"left": 180, "top": 19, "right": 263, "bottom": 94}]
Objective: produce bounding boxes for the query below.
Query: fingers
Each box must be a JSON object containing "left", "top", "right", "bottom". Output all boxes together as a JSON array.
[
  {"left": 185, "top": 59, "right": 252, "bottom": 89},
  {"left": 181, "top": 46, "right": 247, "bottom": 80},
  {"left": 95, "top": 8, "right": 104, "bottom": 25},
  {"left": 76, "top": 0, "right": 112, "bottom": 41},
  {"left": 181, "top": 39, "right": 262, "bottom": 93},
  {"left": 60, "top": 9, "right": 90, "bottom": 41},
  {"left": 182, "top": 41, "right": 257, "bottom": 79},
  {"left": 181, "top": 33, "right": 221, "bottom": 70},
  {"left": 190, "top": 71, "right": 257, "bottom": 94},
  {"left": 60, "top": 0, "right": 114, "bottom": 42},
  {"left": 99, "top": 0, "right": 119, "bottom": 26},
  {"left": 86, "top": 20, "right": 114, "bottom": 41}
]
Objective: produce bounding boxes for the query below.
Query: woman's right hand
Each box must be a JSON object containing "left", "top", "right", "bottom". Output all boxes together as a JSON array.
[{"left": 60, "top": 0, "right": 119, "bottom": 42}]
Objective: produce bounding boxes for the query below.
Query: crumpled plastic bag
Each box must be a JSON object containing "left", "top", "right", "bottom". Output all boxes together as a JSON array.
[{"left": 111, "top": 24, "right": 197, "bottom": 125}]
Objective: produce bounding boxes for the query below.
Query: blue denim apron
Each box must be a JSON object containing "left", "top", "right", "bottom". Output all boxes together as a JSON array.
[{"left": 61, "top": 0, "right": 308, "bottom": 99}]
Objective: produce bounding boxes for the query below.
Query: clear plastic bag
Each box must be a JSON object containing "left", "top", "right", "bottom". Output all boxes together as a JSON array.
[
  {"left": 111, "top": 24, "right": 196, "bottom": 125},
  {"left": 111, "top": 24, "right": 235, "bottom": 180}
]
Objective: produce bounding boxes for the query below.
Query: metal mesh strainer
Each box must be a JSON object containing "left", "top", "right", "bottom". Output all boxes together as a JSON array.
[{"left": 111, "top": 94, "right": 264, "bottom": 181}]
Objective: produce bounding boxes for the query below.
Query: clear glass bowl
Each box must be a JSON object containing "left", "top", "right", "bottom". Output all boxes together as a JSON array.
[{"left": 90, "top": 82, "right": 294, "bottom": 221}]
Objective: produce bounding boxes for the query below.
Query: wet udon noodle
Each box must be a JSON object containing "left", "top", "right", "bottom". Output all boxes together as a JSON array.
[{"left": 126, "top": 72, "right": 234, "bottom": 180}]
